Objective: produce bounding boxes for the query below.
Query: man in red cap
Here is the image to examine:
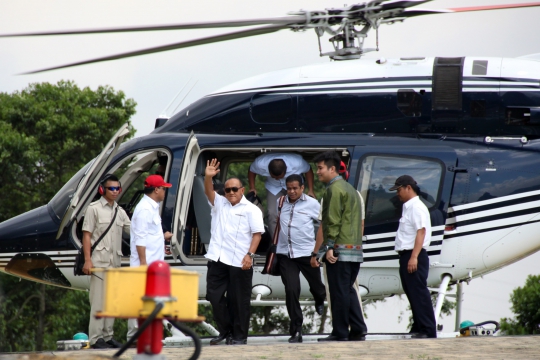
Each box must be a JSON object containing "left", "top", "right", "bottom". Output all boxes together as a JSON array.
[{"left": 127, "top": 174, "right": 173, "bottom": 339}]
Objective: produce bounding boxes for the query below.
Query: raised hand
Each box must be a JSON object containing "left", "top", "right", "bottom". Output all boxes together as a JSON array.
[{"left": 206, "top": 158, "right": 221, "bottom": 178}]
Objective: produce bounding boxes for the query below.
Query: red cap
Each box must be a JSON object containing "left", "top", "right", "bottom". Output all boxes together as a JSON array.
[{"left": 144, "top": 174, "right": 172, "bottom": 188}]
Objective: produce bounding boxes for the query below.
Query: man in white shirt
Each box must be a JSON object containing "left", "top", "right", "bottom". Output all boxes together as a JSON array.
[
  {"left": 204, "top": 158, "right": 265, "bottom": 345},
  {"left": 127, "top": 174, "right": 173, "bottom": 339},
  {"left": 277, "top": 174, "right": 325, "bottom": 343},
  {"left": 390, "top": 175, "right": 436, "bottom": 339},
  {"left": 248, "top": 153, "right": 315, "bottom": 238}
]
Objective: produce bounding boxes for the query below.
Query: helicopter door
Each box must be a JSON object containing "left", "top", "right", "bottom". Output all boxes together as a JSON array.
[
  {"left": 55, "top": 123, "right": 130, "bottom": 239},
  {"left": 170, "top": 132, "right": 200, "bottom": 260}
]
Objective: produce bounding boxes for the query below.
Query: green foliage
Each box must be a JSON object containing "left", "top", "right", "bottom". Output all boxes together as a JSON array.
[
  {"left": 0, "top": 80, "right": 136, "bottom": 222},
  {"left": 0, "top": 81, "right": 137, "bottom": 351},
  {"left": 500, "top": 274, "right": 540, "bottom": 335}
]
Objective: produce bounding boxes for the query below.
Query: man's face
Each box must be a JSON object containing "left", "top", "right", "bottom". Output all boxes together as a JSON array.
[
  {"left": 103, "top": 180, "right": 121, "bottom": 203},
  {"left": 155, "top": 186, "right": 168, "bottom": 203},
  {"left": 286, "top": 181, "right": 304, "bottom": 202},
  {"left": 316, "top": 161, "right": 335, "bottom": 184},
  {"left": 270, "top": 172, "right": 286, "bottom": 180},
  {"left": 224, "top": 179, "right": 244, "bottom": 205},
  {"left": 395, "top": 185, "right": 413, "bottom": 202}
]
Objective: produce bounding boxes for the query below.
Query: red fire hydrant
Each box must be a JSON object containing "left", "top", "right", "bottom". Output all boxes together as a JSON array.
[{"left": 137, "top": 260, "right": 173, "bottom": 356}]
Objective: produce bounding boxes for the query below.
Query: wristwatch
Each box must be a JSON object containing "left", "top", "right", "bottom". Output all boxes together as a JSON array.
[
  {"left": 311, "top": 252, "right": 318, "bottom": 257},
  {"left": 247, "top": 252, "right": 255, "bottom": 259}
]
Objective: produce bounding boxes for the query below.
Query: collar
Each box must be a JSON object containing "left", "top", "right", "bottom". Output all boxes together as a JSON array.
[
  {"left": 326, "top": 175, "right": 342, "bottom": 187},
  {"left": 227, "top": 195, "right": 249, "bottom": 207},
  {"left": 99, "top": 196, "right": 116, "bottom": 208},
  {"left": 403, "top": 195, "right": 420, "bottom": 209},
  {"left": 286, "top": 193, "right": 306, "bottom": 204},
  {"left": 143, "top": 194, "right": 160, "bottom": 209}
]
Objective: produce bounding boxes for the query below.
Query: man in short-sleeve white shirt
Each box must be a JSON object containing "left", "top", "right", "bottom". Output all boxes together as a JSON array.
[
  {"left": 127, "top": 174, "right": 173, "bottom": 340},
  {"left": 204, "top": 158, "right": 264, "bottom": 345},
  {"left": 390, "top": 175, "right": 436, "bottom": 339},
  {"left": 248, "top": 153, "right": 315, "bottom": 238}
]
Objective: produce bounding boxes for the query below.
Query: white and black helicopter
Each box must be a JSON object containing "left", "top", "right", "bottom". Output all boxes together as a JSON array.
[{"left": 1, "top": 0, "right": 540, "bottom": 329}]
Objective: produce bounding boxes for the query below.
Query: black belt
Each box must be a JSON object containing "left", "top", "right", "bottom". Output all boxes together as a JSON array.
[{"left": 397, "top": 249, "right": 412, "bottom": 256}]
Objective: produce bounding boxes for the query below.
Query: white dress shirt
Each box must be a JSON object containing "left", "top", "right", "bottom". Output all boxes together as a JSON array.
[
  {"left": 249, "top": 153, "right": 311, "bottom": 195},
  {"left": 130, "top": 195, "right": 165, "bottom": 266},
  {"left": 394, "top": 196, "right": 431, "bottom": 251},
  {"left": 276, "top": 194, "right": 320, "bottom": 258},
  {"left": 205, "top": 193, "right": 265, "bottom": 267}
]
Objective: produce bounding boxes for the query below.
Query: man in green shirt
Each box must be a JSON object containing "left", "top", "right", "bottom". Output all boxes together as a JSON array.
[{"left": 313, "top": 151, "right": 367, "bottom": 342}]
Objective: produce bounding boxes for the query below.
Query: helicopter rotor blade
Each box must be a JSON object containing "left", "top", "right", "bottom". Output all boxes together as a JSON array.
[
  {"left": 401, "top": 1, "right": 540, "bottom": 18},
  {"left": 22, "top": 24, "right": 285, "bottom": 74},
  {"left": 0, "top": 16, "right": 307, "bottom": 38}
]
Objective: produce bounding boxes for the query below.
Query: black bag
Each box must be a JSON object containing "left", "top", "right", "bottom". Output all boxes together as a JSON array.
[
  {"left": 262, "top": 196, "right": 286, "bottom": 276},
  {"left": 74, "top": 207, "right": 118, "bottom": 276}
]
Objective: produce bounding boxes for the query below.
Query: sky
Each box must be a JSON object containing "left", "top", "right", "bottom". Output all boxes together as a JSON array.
[{"left": 2, "top": 0, "right": 540, "bottom": 334}]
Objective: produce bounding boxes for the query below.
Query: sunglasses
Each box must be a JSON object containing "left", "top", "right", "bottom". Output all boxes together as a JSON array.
[
  {"left": 224, "top": 186, "right": 243, "bottom": 193},
  {"left": 106, "top": 186, "right": 121, "bottom": 191}
]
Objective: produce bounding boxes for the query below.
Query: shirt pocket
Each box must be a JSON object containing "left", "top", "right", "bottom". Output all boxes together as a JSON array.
[{"left": 153, "top": 214, "right": 162, "bottom": 228}]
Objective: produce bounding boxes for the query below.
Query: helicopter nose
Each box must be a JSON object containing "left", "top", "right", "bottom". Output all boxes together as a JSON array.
[{"left": 0, "top": 205, "right": 59, "bottom": 254}]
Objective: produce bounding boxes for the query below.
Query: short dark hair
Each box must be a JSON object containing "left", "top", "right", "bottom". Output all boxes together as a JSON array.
[
  {"left": 313, "top": 151, "right": 341, "bottom": 172},
  {"left": 143, "top": 187, "right": 155, "bottom": 195},
  {"left": 225, "top": 177, "right": 243, "bottom": 187},
  {"left": 101, "top": 174, "right": 119, "bottom": 186},
  {"left": 268, "top": 159, "right": 286, "bottom": 177},
  {"left": 285, "top": 174, "right": 304, "bottom": 186},
  {"left": 410, "top": 184, "right": 420, "bottom": 195}
]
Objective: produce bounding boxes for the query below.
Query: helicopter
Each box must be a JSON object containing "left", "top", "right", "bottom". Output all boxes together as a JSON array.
[{"left": 2, "top": 0, "right": 540, "bottom": 331}]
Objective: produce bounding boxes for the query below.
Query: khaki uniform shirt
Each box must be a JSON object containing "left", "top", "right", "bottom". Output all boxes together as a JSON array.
[{"left": 82, "top": 197, "right": 131, "bottom": 268}]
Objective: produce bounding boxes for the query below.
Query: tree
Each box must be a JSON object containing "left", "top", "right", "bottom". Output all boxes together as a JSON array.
[
  {"left": 500, "top": 274, "right": 540, "bottom": 335},
  {"left": 0, "top": 81, "right": 136, "bottom": 351},
  {"left": 0, "top": 80, "right": 136, "bottom": 222}
]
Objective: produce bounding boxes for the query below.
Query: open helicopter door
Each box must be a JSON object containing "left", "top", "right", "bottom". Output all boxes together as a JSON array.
[
  {"left": 55, "top": 123, "right": 130, "bottom": 240},
  {"left": 170, "top": 132, "right": 200, "bottom": 261}
]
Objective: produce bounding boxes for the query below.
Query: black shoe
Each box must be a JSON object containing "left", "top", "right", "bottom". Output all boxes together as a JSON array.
[
  {"left": 210, "top": 332, "right": 230, "bottom": 345},
  {"left": 106, "top": 339, "right": 123, "bottom": 348},
  {"left": 315, "top": 301, "right": 325, "bottom": 316},
  {"left": 410, "top": 333, "right": 428, "bottom": 339},
  {"left": 288, "top": 332, "right": 303, "bottom": 343},
  {"left": 91, "top": 338, "right": 113, "bottom": 349},
  {"left": 229, "top": 339, "right": 247, "bottom": 345},
  {"left": 317, "top": 335, "right": 348, "bottom": 342},
  {"left": 349, "top": 333, "right": 366, "bottom": 341}
]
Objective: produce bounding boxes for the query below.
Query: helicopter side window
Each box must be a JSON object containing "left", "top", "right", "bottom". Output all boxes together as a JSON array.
[
  {"left": 358, "top": 155, "right": 443, "bottom": 225},
  {"left": 250, "top": 94, "right": 294, "bottom": 124},
  {"left": 397, "top": 89, "right": 422, "bottom": 117}
]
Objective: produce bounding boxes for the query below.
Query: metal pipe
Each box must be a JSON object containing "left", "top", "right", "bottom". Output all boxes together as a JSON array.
[
  {"left": 434, "top": 274, "right": 452, "bottom": 324},
  {"left": 454, "top": 282, "right": 463, "bottom": 332}
]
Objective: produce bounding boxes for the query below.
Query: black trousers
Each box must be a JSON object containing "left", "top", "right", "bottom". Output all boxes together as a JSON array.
[
  {"left": 325, "top": 261, "right": 368, "bottom": 339},
  {"left": 399, "top": 249, "right": 437, "bottom": 338},
  {"left": 278, "top": 254, "right": 326, "bottom": 335},
  {"left": 206, "top": 260, "right": 253, "bottom": 341}
]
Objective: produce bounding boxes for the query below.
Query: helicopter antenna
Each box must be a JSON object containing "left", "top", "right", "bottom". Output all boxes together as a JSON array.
[
  {"left": 161, "top": 78, "right": 192, "bottom": 117},
  {"left": 171, "top": 80, "right": 198, "bottom": 115}
]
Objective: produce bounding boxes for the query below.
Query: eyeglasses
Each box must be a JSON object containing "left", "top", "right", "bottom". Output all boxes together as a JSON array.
[
  {"left": 224, "top": 186, "right": 244, "bottom": 193},
  {"left": 106, "top": 186, "right": 121, "bottom": 191}
]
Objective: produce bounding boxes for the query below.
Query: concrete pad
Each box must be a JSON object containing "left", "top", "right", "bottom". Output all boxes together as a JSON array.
[{"left": 2, "top": 335, "right": 540, "bottom": 360}]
